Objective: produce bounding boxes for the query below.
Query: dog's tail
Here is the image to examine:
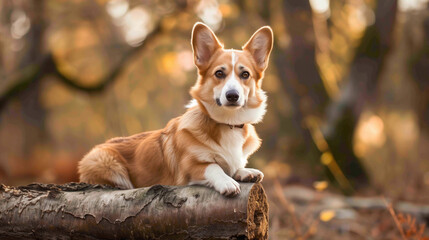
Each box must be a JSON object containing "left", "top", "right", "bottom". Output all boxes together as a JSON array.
[{"left": 78, "top": 147, "right": 134, "bottom": 189}]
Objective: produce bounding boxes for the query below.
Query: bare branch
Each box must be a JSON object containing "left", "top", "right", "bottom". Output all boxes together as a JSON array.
[
  {"left": 0, "top": 1, "right": 189, "bottom": 110},
  {"left": 50, "top": 23, "right": 163, "bottom": 93}
]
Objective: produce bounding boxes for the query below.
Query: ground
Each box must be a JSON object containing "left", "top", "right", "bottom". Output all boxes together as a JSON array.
[{"left": 264, "top": 180, "right": 429, "bottom": 240}]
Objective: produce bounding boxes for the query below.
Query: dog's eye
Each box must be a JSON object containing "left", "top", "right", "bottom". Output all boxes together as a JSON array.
[
  {"left": 241, "top": 71, "right": 250, "bottom": 79},
  {"left": 215, "top": 70, "right": 225, "bottom": 78}
]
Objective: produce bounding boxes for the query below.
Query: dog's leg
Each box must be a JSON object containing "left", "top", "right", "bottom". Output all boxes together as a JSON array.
[
  {"left": 188, "top": 163, "right": 241, "bottom": 196},
  {"left": 233, "top": 167, "right": 264, "bottom": 183},
  {"left": 238, "top": 131, "right": 264, "bottom": 183},
  {"left": 78, "top": 148, "right": 134, "bottom": 189}
]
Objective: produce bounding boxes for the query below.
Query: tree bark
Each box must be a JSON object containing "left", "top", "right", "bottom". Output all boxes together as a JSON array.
[{"left": 0, "top": 182, "right": 268, "bottom": 240}]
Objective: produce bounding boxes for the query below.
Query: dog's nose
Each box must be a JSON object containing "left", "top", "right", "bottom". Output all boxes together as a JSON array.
[{"left": 226, "top": 90, "right": 239, "bottom": 103}]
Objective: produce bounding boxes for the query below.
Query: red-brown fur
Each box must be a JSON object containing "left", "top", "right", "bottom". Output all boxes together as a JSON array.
[{"left": 78, "top": 22, "right": 273, "bottom": 196}]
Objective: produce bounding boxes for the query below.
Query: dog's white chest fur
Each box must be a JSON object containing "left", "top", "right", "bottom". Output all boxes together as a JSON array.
[{"left": 214, "top": 128, "right": 246, "bottom": 175}]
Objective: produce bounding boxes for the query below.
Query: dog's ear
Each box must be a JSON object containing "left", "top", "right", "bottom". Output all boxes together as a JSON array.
[
  {"left": 191, "top": 22, "right": 223, "bottom": 69},
  {"left": 243, "top": 26, "right": 273, "bottom": 71}
]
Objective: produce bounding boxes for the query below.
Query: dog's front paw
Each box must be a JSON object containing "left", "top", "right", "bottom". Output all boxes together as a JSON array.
[
  {"left": 233, "top": 168, "right": 264, "bottom": 183},
  {"left": 213, "top": 177, "right": 241, "bottom": 197}
]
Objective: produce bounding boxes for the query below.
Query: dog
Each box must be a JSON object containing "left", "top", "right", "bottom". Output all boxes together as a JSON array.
[{"left": 78, "top": 22, "right": 273, "bottom": 196}]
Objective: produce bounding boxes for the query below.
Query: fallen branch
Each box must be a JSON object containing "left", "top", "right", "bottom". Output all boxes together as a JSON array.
[{"left": 0, "top": 182, "right": 268, "bottom": 240}]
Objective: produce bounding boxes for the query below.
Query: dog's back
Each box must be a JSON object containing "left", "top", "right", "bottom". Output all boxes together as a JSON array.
[{"left": 78, "top": 119, "right": 178, "bottom": 189}]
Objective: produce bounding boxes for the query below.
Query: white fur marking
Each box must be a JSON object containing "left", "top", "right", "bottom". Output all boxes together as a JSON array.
[
  {"left": 220, "top": 51, "right": 245, "bottom": 106},
  {"left": 112, "top": 174, "right": 134, "bottom": 189},
  {"left": 204, "top": 164, "right": 240, "bottom": 195},
  {"left": 185, "top": 99, "right": 198, "bottom": 108},
  {"left": 217, "top": 128, "right": 247, "bottom": 174},
  {"left": 231, "top": 51, "right": 237, "bottom": 67}
]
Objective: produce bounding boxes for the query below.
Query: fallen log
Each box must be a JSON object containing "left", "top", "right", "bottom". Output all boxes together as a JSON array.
[{"left": 0, "top": 182, "right": 268, "bottom": 239}]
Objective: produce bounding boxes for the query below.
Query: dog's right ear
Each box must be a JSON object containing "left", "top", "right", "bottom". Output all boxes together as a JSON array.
[
  {"left": 191, "top": 22, "right": 223, "bottom": 69},
  {"left": 243, "top": 26, "right": 273, "bottom": 72}
]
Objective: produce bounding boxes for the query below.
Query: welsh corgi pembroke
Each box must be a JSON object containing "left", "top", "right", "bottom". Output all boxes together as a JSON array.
[{"left": 78, "top": 22, "right": 273, "bottom": 196}]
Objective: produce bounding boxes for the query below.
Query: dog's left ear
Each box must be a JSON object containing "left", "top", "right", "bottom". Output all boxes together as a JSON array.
[{"left": 243, "top": 26, "right": 273, "bottom": 71}]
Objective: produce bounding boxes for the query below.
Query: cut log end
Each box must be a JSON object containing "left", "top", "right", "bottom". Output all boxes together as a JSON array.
[{"left": 247, "top": 183, "right": 269, "bottom": 239}]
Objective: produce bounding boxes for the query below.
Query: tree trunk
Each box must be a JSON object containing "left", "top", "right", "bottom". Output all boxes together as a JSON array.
[
  {"left": 274, "top": 0, "right": 397, "bottom": 191},
  {"left": 322, "top": 0, "right": 398, "bottom": 187},
  {"left": 410, "top": 9, "right": 429, "bottom": 134},
  {"left": 0, "top": 182, "right": 268, "bottom": 240},
  {"left": 273, "top": 0, "right": 330, "bottom": 176},
  {"left": 273, "top": 0, "right": 369, "bottom": 189}
]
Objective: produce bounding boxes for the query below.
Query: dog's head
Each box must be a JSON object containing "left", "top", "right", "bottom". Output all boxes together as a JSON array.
[{"left": 189, "top": 23, "right": 273, "bottom": 125}]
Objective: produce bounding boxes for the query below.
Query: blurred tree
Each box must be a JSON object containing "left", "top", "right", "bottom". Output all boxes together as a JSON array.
[
  {"left": 0, "top": 1, "right": 48, "bottom": 180},
  {"left": 265, "top": 0, "right": 398, "bottom": 191},
  {"left": 323, "top": 0, "right": 398, "bottom": 188},
  {"left": 410, "top": 6, "right": 429, "bottom": 134},
  {"left": 272, "top": 0, "right": 329, "bottom": 172}
]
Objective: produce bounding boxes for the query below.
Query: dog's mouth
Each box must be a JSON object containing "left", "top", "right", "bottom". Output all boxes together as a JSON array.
[
  {"left": 215, "top": 98, "right": 243, "bottom": 108},
  {"left": 225, "top": 103, "right": 240, "bottom": 107}
]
